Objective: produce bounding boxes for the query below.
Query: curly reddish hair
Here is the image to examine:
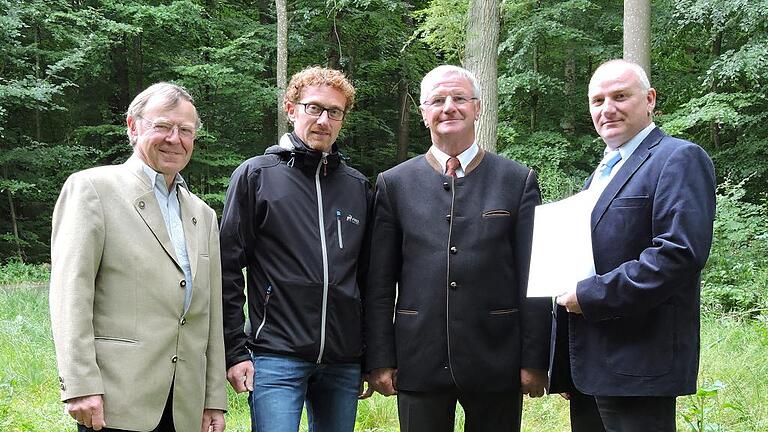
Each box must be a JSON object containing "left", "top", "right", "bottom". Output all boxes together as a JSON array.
[{"left": 284, "top": 66, "right": 356, "bottom": 112}]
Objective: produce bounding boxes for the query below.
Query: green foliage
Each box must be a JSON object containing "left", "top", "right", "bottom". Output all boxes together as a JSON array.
[
  {"left": 412, "top": 0, "right": 467, "bottom": 63},
  {"left": 0, "top": 261, "right": 49, "bottom": 286},
  {"left": 701, "top": 177, "right": 768, "bottom": 314}
]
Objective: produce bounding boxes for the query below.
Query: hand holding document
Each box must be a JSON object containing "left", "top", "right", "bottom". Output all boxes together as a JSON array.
[{"left": 526, "top": 191, "right": 597, "bottom": 297}]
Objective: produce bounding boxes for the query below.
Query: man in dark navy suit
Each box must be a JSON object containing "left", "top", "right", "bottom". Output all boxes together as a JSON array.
[{"left": 551, "top": 59, "right": 716, "bottom": 432}]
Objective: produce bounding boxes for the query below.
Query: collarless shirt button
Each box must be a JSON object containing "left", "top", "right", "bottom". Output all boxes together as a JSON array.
[
  {"left": 450, "top": 246, "right": 458, "bottom": 254},
  {"left": 443, "top": 182, "right": 450, "bottom": 191},
  {"left": 449, "top": 281, "right": 458, "bottom": 289}
]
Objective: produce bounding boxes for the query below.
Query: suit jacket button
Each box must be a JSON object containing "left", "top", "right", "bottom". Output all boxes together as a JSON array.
[
  {"left": 192, "top": 217, "right": 197, "bottom": 225},
  {"left": 58, "top": 376, "right": 64, "bottom": 383},
  {"left": 443, "top": 182, "right": 450, "bottom": 191},
  {"left": 449, "top": 281, "right": 458, "bottom": 289},
  {"left": 450, "top": 246, "right": 457, "bottom": 254},
  {"left": 60, "top": 383, "right": 66, "bottom": 390},
  {"left": 171, "top": 355, "right": 178, "bottom": 363},
  {"left": 180, "top": 280, "right": 186, "bottom": 288},
  {"left": 445, "top": 214, "right": 451, "bottom": 222},
  {"left": 138, "top": 201, "right": 145, "bottom": 209},
  {"left": 180, "top": 317, "right": 187, "bottom": 325}
]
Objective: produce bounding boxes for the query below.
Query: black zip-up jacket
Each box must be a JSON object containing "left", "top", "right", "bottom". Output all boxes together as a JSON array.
[{"left": 220, "top": 133, "right": 372, "bottom": 369}]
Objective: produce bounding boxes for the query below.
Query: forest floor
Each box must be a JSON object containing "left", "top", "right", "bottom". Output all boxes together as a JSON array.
[{"left": 1, "top": 284, "right": 766, "bottom": 431}]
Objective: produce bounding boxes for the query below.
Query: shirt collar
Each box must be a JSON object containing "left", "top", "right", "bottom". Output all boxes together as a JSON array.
[
  {"left": 429, "top": 142, "right": 479, "bottom": 174},
  {"left": 605, "top": 122, "right": 656, "bottom": 161},
  {"left": 131, "top": 154, "right": 187, "bottom": 192}
]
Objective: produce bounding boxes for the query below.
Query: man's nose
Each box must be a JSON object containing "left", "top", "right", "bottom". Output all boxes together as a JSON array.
[
  {"left": 441, "top": 96, "right": 458, "bottom": 112},
  {"left": 316, "top": 110, "right": 331, "bottom": 124},
  {"left": 602, "top": 98, "right": 617, "bottom": 114},
  {"left": 165, "top": 125, "right": 182, "bottom": 143}
]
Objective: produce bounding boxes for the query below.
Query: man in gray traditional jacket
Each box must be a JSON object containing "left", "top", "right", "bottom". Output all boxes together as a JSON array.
[{"left": 364, "top": 65, "right": 552, "bottom": 432}]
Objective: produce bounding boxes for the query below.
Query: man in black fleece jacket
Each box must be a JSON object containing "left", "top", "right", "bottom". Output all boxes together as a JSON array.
[{"left": 220, "top": 66, "right": 372, "bottom": 432}]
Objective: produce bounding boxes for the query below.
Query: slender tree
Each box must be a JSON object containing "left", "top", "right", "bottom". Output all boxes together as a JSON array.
[
  {"left": 276, "top": 0, "right": 288, "bottom": 138},
  {"left": 465, "top": 0, "right": 500, "bottom": 152},
  {"left": 623, "top": 0, "right": 651, "bottom": 76}
]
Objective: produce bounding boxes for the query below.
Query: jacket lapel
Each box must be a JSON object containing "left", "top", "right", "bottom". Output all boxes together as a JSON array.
[
  {"left": 591, "top": 127, "right": 664, "bottom": 230},
  {"left": 178, "top": 187, "right": 199, "bottom": 281},
  {"left": 126, "top": 160, "right": 182, "bottom": 269}
]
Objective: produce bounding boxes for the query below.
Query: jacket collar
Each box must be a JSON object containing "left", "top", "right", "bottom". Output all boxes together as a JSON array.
[{"left": 590, "top": 126, "right": 665, "bottom": 229}]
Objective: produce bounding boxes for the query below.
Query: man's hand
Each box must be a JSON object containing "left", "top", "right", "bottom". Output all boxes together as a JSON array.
[
  {"left": 226, "top": 360, "right": 254, "bottom": 393},
  {"left": 201, "top": 408, "right": 225, "bottom": 432},
  {"left": 358, "top": 373, "right": 374, "bottom": 399},
  {"left": 520, "top": 368, "right": 548, "bottom": 398},
  {"left": 556, "top": 289, "right": 582, "bottom": 314},
  {"left": 65, "top": 394, "right": 106, "bottom": 430},
  {"left": 368, "top": 367, "right": 398, "bottom": 396}
]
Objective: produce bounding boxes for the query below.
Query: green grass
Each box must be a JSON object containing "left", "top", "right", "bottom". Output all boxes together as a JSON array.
[{"left": 1, "top": 285, "right": 766, "bottom": 431}]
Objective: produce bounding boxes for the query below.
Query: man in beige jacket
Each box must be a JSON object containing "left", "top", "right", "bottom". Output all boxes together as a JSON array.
[{"left": 50, "top": 82, "right": 227, "bottom": 432}]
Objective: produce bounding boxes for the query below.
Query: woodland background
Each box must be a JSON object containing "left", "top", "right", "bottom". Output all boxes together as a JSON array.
[{"left": 3, "top": 0, "right": 768, "bottom": 316}]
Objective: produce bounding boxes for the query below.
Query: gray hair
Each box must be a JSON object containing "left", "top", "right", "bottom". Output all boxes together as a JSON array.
[
  {"left": 420, "top": 65, "right": 482, "bottom": 104},
  {"left": 126, "top": 82, "right": 200, "bottom": 146},
  {"left": 591, "top": 59, "right": 651, "bottom": 92}
]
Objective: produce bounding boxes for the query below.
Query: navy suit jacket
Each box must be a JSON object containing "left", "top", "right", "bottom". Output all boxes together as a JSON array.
[{"left": 549, "top": 127, "right": 716, "bottom": 397}]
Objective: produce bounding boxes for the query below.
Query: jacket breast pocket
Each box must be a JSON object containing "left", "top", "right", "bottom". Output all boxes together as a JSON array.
[
  {"left": 482, "top": 210, "right": 511, "bottom": 218},
  {"left": 610, "top": 195, "right": 649, "bottom": 209}
]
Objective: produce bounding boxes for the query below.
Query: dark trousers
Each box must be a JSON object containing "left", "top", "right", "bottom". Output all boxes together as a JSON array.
[
  {"left": 77, "top": 389, "right": 175, "bottom": 432},
  {"left": 397, "top": 388, "right": 523, "bottom": 432},
  {"left": 570, "top": 390, "right": 676, "bottom": 432}
]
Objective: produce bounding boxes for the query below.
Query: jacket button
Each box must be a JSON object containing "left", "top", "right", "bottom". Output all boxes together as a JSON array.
[
  {"left": 449, "top": 281, "right": 458, "bottom": 289},
  {"left": 445, "top": 214, "right": 451, "bottom": 222},
  {"left": 192, "top": 217, "right": 197, "bottom": 225},
  {"left": 450, "top": 246, "right": 457, "bottom": 254},
  {"left": 443, "top": 182, "right": 450, "bottom": 191},
  {"left": 138, "top": 201, "right": 145, "bottom": 209},
  {"left": 180, "top": 317, "right": 187, "bottom": 325},
  {"left": 180, "top": 280, "right": 186, "bottom": 288},
  {"left": 171, "top": 355, "right": 178, "bottom": 363},
  {"left": 60, "top": 383, "right": 66, "bottom": 390}
]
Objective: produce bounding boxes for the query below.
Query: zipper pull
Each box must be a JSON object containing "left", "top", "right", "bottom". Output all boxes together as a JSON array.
[
  {"left": 265, "top": 284, "right": 273, "bottom": 301},
  {"left": 336, "top": 210, "right": 344, "bottom": 249},
  {"left": 322, "top": 157, "right": 328, "bottom": 176}
]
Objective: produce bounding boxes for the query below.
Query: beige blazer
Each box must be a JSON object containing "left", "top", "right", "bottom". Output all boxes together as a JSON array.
[{"left": 50, "top": 158, "right": 227, "bottom": 432}]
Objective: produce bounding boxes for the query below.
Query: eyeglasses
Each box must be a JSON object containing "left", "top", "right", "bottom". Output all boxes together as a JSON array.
[
  {"left": 421, "top": 95, "right": 478, "bottom": 108},
  {"left": 297, "top": 103, "right": 346, "bottom": 121},
  {"left": 138, "top": 116, "right": 197, "bottom": 140}
]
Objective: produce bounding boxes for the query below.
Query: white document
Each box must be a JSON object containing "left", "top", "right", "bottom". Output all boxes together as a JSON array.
[{"left": 526, "top": 191, "right": 597, "bottom": 297}]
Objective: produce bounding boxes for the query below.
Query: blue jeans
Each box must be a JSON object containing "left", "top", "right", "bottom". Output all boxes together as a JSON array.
[{"left": 248, "top": 353, "right": 361, "bottom": 432}]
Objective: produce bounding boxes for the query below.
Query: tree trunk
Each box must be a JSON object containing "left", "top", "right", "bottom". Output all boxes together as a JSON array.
[
  {"left": 34, "top": 23, "right": 42, "bottom": 142},
  {"left": 276, "top": 0, "right": 288, "bottom": 138},
  {"left": 710, "top": 32, "right": 722, "bottom": 148},
  {"left": 623, "top": 0, "right": 651, "bottom": 77},
  {"left": 396, "top": 78, "right": 411, "bottom": 162},
  {"left": 464, "top": 0, "right": 499, "bottom": 153},
  {"left": 562, "top": 46, "right": 576, "bottom": 134},
  {"left": 2, "top": 166, "right": 23, "bottom": 261}
]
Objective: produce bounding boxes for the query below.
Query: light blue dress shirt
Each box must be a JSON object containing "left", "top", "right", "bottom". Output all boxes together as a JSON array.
[{"left": 135, "top": 155, "right": 193, "bottom": 313}]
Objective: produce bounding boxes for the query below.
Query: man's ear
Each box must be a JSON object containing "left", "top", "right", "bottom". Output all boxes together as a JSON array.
[
  {"left": 647, "top": 88, "right": 657, "bottom": 113},
  {"left": 285, "top": 101, "right": 297, "bottom": 123},
  {"left": 127, "top": 116, "right": 138, "bottom": 138}
]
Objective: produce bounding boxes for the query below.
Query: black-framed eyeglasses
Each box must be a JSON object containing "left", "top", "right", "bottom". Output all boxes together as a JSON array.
[{"left": 297, "top": 103, "right": 346, "bottom": 121}]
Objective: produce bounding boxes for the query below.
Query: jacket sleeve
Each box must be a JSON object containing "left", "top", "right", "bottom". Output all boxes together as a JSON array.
[
  {"left": 219, "top": 163, "right": 257, "bottom": 369},
  {"left": 204, "top": 209, "right": 228, "bottom": 410},
  {"left": 578, "top": 143, "right": 716, "bottom": 320},
  {"left": 49, "top": 173, "right": 106, "bottom": 401},
  {"left": 516, "top": 169, "right": 552, "bottom": 369},
  {"left": 363, "top": 173, "right": 401, "bottom": 372}
]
